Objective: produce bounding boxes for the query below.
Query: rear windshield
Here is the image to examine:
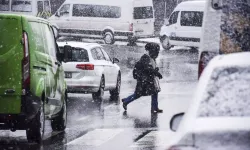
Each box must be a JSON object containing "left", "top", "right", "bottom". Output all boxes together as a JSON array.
[
  {"left": 0, "top": 17, "right": 21, "bottom": 55},
  {"left": 11, "top": 0, "right": 32, "bottom": 12},
  {"left": 134, "top": 6, "right": 153, "bottom": 19},
  {"left": 59, "top": 47, "right": 89, "bottom": 62},
  {"left": 0, "top": 0, "right": 10, "bottom": 11},
  {"left": 198, "top": 67, "right": 250, "bottom": 117}
]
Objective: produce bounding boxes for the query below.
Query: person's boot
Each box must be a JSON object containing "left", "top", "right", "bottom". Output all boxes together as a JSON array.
[
  {"left": 122, "top": 99, "right": 128, "bottom": 111},
  {"left": 151, "top": 109, "right": 163, "bottom": 114}
]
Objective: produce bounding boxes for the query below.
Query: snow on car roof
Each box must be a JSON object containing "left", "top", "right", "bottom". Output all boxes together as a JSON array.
[
  {"left": 57, "top": 41, "right": 101, "bottom": 50},
  {"left": 208, "top": 52, "right": 250, "bottom": 68},
  {"left": 175, "top": 0, "right": 206, "bottom": 11}
]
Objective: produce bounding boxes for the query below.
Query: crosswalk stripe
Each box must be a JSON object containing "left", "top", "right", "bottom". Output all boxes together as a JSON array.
[
  {"left": 66, "top": 129, "right": 124, "bottom": 146},
  {"left": 130, "top": 131, "right": 175, "bottom": 148}
]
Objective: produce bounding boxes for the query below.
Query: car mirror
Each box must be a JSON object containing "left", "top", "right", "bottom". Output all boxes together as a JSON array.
[
  {"left": 164, "top": 19, "right": 170, "bottom": 26},
  {"left": 113, "top": 58, "right": 119, "bottom": 64},
  {"left": 55, "top": 11, "right": 60, "bottom": 17},
  {"left": 63, "top": 45, "right": 72, "bottom": 62},
  {"left": 170, "top": 113, "right": 185, "bottom": 132},
  {"left": 212, "top": 0, "right": 222, "bottom": 10}
]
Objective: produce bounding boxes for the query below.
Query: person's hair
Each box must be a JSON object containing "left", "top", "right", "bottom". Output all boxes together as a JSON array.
[{"left": 145, "top": 42, "right": 160, "bottom": 53}]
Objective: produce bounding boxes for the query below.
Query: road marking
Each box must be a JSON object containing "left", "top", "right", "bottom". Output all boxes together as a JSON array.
[
  {"left": 77, "top": 116, "right": 90, "bottom": 122},
  {"left": 66, "top": 128, "right": 124, "bottom": 146},
  {"left": 131, "top": 131, "right": 175, "bottom": 148}
]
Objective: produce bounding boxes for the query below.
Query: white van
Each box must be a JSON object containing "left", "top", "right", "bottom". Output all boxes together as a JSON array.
[
  {"left": 49, "top": 0, "right": 155, "bottom": 45},
  {"left": 0, "top": 0, "right": 51, "bottom": 18},
  {"left": 159, "top": 0, "right": 206, "bottom": 50}
]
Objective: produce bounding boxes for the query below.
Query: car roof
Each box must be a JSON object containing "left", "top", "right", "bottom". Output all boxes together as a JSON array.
[
  {"left": 0, "top": 14, "right": 49, "bottom": 23},
  {"left": 175, "top": 0, "right": 206, "bottom": 11},
  {"left": 207, "top": 52, "right": 250, "bottom": 69},
  {"left": 57, "top": 41, "right": 101, "bottom": 50}
]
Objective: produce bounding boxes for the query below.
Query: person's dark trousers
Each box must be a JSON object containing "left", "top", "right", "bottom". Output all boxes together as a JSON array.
[
  {"left": 122, "top": 93, "right": 159, "bottom": 110},
  {"left": 151, "top": 93, "right": 158, "bottom": 111}
]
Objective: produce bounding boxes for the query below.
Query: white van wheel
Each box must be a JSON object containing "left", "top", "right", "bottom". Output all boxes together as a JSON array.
[
  {"left": 104, "top": 32, "right": 115, "bottom": 45},
  {"left": 161, "top": 36, "right": 171, "bottom": 50}
]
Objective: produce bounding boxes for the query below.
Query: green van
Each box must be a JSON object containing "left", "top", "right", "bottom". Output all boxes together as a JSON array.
[{"left": 0, "top": 14, "right": 67, "bottom": 142}]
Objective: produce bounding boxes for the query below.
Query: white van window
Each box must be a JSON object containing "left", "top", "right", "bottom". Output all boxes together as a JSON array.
[
  {"left": 73, "top": 4, "right": 121, "bottom": 18},
  {"left": 44, "top": 0, "right": 50, "bottom": 12},
  {"left": 169, "top": 11, "right": 179, "bottom": 25},
  {"left": 37, "top": 1, "right": 43, "bottom": 13},
  {"left": 73, "top": 4, "right": 92, "bottom": 17},
  {"left": 134, "top": 6, "right": 153, "bottom": 19},
  {"left": 11, "top": 0, "right": 32, "bottom": 12},
  {"left": 92, "top": 5, "right": 121, "bottom": 18},
  {"left": 0, "top": 0, "right": 9, "bottom": 11},
  {"left": 59, "top": 4, "right": 70, "bottom": 17},
  {"left": 180, "top": 11, "right": 203, "bottom": 27}
]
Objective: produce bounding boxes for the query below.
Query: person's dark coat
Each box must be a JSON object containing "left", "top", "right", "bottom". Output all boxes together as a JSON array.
[{"left": 135, "top": 54, "right": 161, "bottom": 96}]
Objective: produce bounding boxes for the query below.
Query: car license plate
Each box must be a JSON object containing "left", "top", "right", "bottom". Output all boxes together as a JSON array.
[{"left": 65, "top": 72, "right": 72, "bottom": 78}]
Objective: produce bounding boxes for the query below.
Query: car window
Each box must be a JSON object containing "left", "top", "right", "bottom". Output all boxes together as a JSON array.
[
  {"left": 100, "top": 48, "right": 112, "bottom": 62},
  {"left": 198, "top": 67, "right": 250, "bottom": 117},
  {"left": 11, "top": 0, "right": 32, "bottom": 12},
  {"left": 134, "top": 6, "right": 153, "bottom": 19},
  {"left": 72, "top": 4, "right": 121, "bottom": 18},
  {"left": 43, "top": 24, "right": 57, "bottom": 58},
  {"left": 70, "top": 48, "right": 89, "bottom": 62},
  {"left": 169, "top": 11, "right": 179, "bottom": 25},
  {"left": 73, "top": 4, "right": 92, "bottom": 17},
  {"left": 0, "top": 0, "right": 9, "bottom": 11},
  {"left": 91, "top": 48, "right": 105, "bottom": 60},
  {"left": 30, "top": 22, "right": 47, "bottom": 54},
  {"left": 44, "top": 0, "right": 50, "bottom": 12},
  {"left": 37, "top": 1, "right": 43, "bottom": 14},
  {"left": 180, "top": 11, "right": 203, "bottom": 27},
  {"left": 59, "top": 4, "right": 70, "bottom": 17}
]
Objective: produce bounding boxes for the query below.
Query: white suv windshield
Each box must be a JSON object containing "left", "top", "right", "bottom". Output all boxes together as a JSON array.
[
  {"left": 198, "top": 67, "right": 250, "bottom": 117},
  {"left": 11, "top": 0, "right": 32, "bottom": 12}
]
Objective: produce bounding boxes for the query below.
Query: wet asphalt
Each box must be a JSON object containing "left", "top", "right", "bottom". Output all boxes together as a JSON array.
[{"left": 0, "top": 45, "right": 198, "bottom": 150}]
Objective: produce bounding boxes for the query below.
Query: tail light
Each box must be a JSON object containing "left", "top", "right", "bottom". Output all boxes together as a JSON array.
[
  {"left": 22, "top": 32, "right": 30, "bottom": 90},
  {"left": 129, "top": 23, "right": 133, "bottom": 31},
  {"left": 76, "top": 64, "right": 94, "bottom": 70},
  {"left": 198, "top": 51, "right": 217, "bottom": 79}
]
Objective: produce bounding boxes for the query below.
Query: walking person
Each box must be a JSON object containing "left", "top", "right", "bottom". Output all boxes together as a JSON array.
[{"left": 122, "top": 43, "right": 163, "bottom": 113}]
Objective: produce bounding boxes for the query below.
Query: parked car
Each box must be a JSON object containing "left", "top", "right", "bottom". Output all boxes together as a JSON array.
[
  {"left": 160, "top": 0, "right": 205, "bottom": 50},
  {"left": 49, "top": 0, "right": 155, "bottom": 45},
  {"left": 57, "top": 41, "right": 121, "bottom": 101},
  {"left": 167, "top": 52, "right": 250, "bottom": 150},
  {"left": 0, "top": 14, "right": 68, "bottom": 142},
  {"left": 198, "top": 0, "right": 250, "bottom": 78},
  {"left": 0, "top": 0, "right": 52, "bottom": 18}
]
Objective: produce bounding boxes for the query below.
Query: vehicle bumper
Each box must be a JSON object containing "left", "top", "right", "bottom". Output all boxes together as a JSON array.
[
  {"left": 66, "top": 77, "right": 101, "bottom": 93},
  {"left": 0, "top": 92, "right": 41, "bottom": 130}
]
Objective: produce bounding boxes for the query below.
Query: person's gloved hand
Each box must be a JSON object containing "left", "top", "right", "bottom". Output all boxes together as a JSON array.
[{"left": 156, "top": 72, "right": 163, "bottom": 79}]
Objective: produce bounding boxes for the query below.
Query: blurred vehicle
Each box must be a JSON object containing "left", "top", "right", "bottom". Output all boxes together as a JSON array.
[
  {"left": 0, "top": 0, "right": 52, "bottom": 18},
  {"left": 0, "top": 14, "right": 67, "bottom": 142},
  {"left": 57, "top": 41, "right": 121, "bottom": 102},
  {"left": 49, "top": 0, "right": 155, "bottom": 45},
  {"left": 160, "top": 1, "right": 205, "bottom": 50},
  {"left": 167, "top": 52, "right": 250, "bottom": 150},
  {"left": 198, "top": 0, "right": 250, "bottom": 78}
]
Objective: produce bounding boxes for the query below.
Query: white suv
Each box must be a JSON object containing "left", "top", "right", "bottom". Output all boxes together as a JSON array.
[{"left": 58, "top": 41, "right": 121, "bottom": 101}]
